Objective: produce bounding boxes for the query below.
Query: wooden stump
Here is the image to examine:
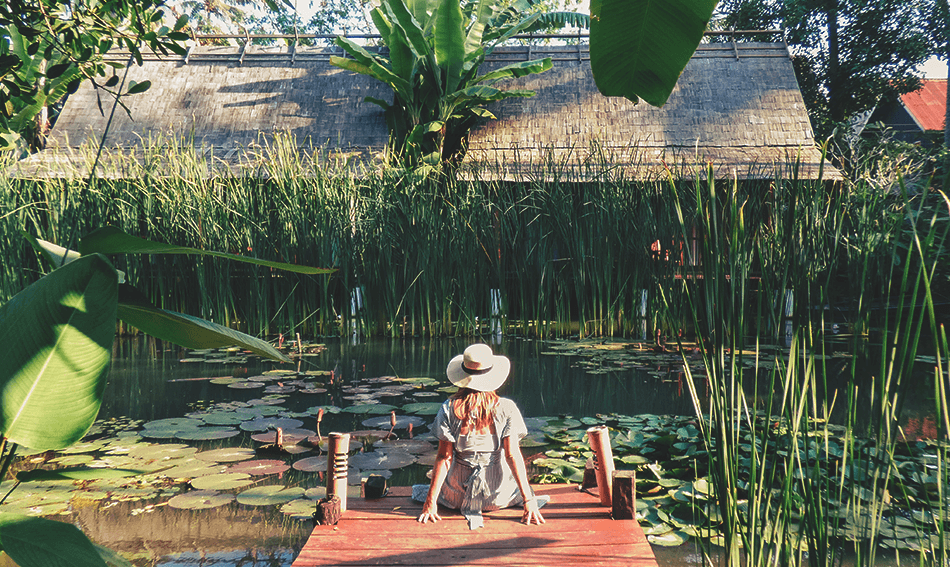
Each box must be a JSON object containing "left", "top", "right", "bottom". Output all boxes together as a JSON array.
[
  {"left": 611, "top": 470, "right": 636, "bottom": 520},
  {"left": 314, "top": 495, "right": 342, "bottom": 525},
  {"left": 581, "top": 457, "right": 597, "bottom": 490}
]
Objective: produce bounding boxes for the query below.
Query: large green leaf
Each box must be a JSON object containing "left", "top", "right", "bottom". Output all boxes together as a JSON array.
[
  {"left": 473, "top": 58, "right": 552, "bottom": 85},
  {"left": 434, "top": 0, "right": 465, "bottom": 93},
  {"left": 0, "top": 255, "right": 117, "bottom": 451},
  {"left": 589, "top": 0, "right": 717, "bottom": 106},
  {"left": 116, "top": 285, "right": 290, "bottom": 362},
  {"left": 0, "top": 514, "right": 107, "bottom": 567},
  {"left": 78, "top": 227, "right": 334, "bottom": 276}
]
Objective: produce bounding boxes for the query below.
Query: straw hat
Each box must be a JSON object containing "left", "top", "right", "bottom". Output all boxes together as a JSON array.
[{"left": 446, "top": 344, "right": 511, "bottom": 392}]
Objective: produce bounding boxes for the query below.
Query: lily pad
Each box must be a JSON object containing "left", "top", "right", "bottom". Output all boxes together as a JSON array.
[
  {"left": 280, "top": 498, "right": 318, "bottom": 519},
  {"left": 361, "top": 415, "right": 425, "bottom": 430},
  {"left": 240, "top": 417, "right": 304, "bottom": 432},
  {"left": 177, "top": 427, "right": 240, "bottom": 441},
  {"left": 343, "top": 404, "right": 397, "bottom": 415},
  {"left": 228, "top": 381, "right": 265, "bottom": 390},
  {"left": 191, "top": 473, "right": 254, "bottom": 490},
  {"left": 348, "top": 450, "right": 416, "bottom": 470},
  {"left": 195, "top": 448, "right": 257, "bottom": 463},
  {"left": 167, "top": 490, "right": 235, "bottom": 510},
  {"left": 237, "top": 486, "right": 305, "bottom": 506},
  {"left": 292, "top": 457, "right": 328, "bottom": 473},
  {"left": 228, "top": 460, "right": 291, "bottom": 476},
  {"left": 199, "top": 412, "right": 244, "bottom": 426},
  {"left": 401, "top": 402, "right": 443, "bottom": 415},
  {"left": 250, "top": 428, "right": 315, "bottom": 445}
]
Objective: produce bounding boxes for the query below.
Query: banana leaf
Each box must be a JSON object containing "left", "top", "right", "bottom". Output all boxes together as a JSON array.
[
  {"left": 0, "top": 255, "right": 117, "bottom": 451},
  {"left": 433, "top": 0, "right": 465, "bottom": 93},
  {"left": 0, "top": 514, "right": 107, "bottom": 567},
  {"left": 473, "top": 58, "right": 552, "bottom": 85},
  {"left": 79, "top": 227, "right": 335, "bottom": 276},
  {"left": 116, "top": 285, "right": 290, "bottom": 362},
  {"left": 589, "top": 0, "right": 717, "bottom": 106}
]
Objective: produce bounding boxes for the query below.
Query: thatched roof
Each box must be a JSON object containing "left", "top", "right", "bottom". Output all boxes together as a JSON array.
[{"left": 10, "top": 41, "right": 839, "bottom": 180}]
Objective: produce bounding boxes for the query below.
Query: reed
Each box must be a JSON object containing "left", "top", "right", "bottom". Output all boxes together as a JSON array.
[{"left": 663, "top": 143, "right": 950, "bottom": 566}]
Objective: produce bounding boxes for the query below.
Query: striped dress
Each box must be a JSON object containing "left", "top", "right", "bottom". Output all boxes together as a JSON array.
[{"left": 433, "top": 397, "right": 534, "bottom": 529}]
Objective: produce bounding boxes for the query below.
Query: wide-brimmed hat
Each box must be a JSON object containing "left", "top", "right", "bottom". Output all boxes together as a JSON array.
[{"left": 446, "top": 344, "right": 511, "bottom": 392}]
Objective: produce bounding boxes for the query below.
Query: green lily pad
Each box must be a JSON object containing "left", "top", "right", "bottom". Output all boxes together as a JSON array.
[
  {"left": 199, "top": 412, "right": 244, "bottom": 426},
  {"left": 17, "top": 467, "right": 147, "bottom": 483},
  {"left": 307, "top": 405, "right": 342, "bottom": 415},
  {"left": 228, "top": 460, "right": 291, "bottom": 476},
  {"left": 191, "top": 473, "right": 254, "bottom": 490},
  {"left": 400, "top": 402, "right": 443, "bottom": 416},
  {"left": 168, "top": 490, "right": 235, "bottom": 509},
  {"left": 228, "top": 381, "right": 265, "bottom": 390},
  {"left": 343, "top": 404, "right": 397, "bottom": 415},
  {"left": 195, "top": 448, "right": 257, "bottom": 463},
  {"left": 374, "top": 439, "right": 435, "bottom": 455},
  {"left": 176, "top": 427, "right": 240, "bottom": 441},
  {"left": 128, "top": 444, "right": 198, "bottom": 461},
  {"left": 361, "top": 415, "right": 425, "bottom": 429},
  {"left": 251, "top": 428, "right": 315, "bottom": 445},
  {"left": 237, "top": 486, "right": 305, "bottom": 506},
  {"left": 280, "top": 498, "right": 317, "bottom": 519},
  {"left": 209, "top": 377, "right": 241, "bottom": 385},
  {"left": 348, "top": 450, "right": 416, "bottom": 470},
  {"left": 240, "top": 417, "right": 304, "bottom": 432},
  {"left": 648, "top": 530, "right": 689, "bottom": 547}
]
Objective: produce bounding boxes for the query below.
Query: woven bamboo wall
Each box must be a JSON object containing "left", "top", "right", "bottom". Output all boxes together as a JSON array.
[{"left": 16, "top": 41, "right": 837, "bottom": 180}]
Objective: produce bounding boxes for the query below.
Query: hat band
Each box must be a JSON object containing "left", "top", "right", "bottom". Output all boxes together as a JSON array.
[{"left": 462, "top": 363, "right": 493, "bottom": 376}]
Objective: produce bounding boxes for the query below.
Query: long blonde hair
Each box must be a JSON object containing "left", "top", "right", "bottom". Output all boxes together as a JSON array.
[{"left": 450, "top": 388, "right": 499, "bottom": 431}]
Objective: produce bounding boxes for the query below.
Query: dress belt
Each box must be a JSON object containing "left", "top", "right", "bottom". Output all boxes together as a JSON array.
[{"left": 458, "top": 451, "right": 498, "bottom": 530}]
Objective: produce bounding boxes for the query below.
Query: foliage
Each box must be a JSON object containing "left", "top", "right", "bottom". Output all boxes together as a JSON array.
[
  {"left": 330, "top": 0, "right": 557, "bottom": 167},
  {"left": 0, "top": 0, "right": 190, "bottom": 153},
  {"left": 714, "top": 0, "right": 931, "bottom": 137}
]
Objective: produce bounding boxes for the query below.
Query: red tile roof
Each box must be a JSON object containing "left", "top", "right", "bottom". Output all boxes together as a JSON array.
[{"left": 901, "top": 79, "right": 947, "bottom": 132}]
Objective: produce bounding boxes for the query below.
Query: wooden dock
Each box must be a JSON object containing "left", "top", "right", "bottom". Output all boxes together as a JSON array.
[{"left": 292, "top": 483, "right": 658, "bottom": 567}]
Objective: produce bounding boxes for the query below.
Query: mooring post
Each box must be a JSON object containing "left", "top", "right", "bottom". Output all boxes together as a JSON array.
[
  {"left": 611, "top": 470, "right": 636, "bottom": 519},
  {"left": 586, "top": 425, "right": 614, "bottom": 506},
  {"left": 327, "top": 432, "right": 350, "bottom": 512}
]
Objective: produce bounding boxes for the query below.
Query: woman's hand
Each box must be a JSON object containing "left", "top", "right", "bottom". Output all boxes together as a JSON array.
[
  {"left": 522, "top": 498, "right": 545, "bottom": 525},
  {"left": 417, "top": 503, "right": 442, "bottom": 524}
]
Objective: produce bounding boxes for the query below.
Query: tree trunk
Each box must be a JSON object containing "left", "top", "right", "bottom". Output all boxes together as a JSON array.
[{"left": 826, "top": 0, "right": 844, "bottom": 124}]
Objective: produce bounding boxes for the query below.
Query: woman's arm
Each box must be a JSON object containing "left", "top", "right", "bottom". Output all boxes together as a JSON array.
[
  {"left": 503, "top": 436, "right": 545, "bottom": 525},
  {"left": 417, "top": 439, "right": 454, "bottom": 524}
]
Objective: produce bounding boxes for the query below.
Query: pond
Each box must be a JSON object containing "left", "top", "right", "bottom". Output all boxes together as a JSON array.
[
  {"left": 21, "top": 335, "right": 699, "bottom": 567},
  {"left": 9, "top": 335, "right": 941, "bottom": 566}
]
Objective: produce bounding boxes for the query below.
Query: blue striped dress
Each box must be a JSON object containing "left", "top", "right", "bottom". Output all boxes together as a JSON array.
[{"left": 432, "top": 397, "right": 534, "bottom": 529}]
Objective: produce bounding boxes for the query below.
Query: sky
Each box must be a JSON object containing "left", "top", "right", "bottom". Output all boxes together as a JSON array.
[{"left": 920, "top": 56, "right": 948, "bottom": 79}]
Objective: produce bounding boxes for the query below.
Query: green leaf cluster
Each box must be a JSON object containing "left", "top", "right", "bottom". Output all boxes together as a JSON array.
[
  {"left": 0, "top": 0, "right": 190, "bottom": 153},
  {"left": 331, "top": 0, "right": 555, "bottom": 168}
]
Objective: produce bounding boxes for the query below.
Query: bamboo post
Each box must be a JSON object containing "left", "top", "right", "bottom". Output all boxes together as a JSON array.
[
  {"left": 586, "top": 425, "right": 614, "bottom": 506},
  {"left": 327, "top": 432, "right": 350, "bottom": 512}
]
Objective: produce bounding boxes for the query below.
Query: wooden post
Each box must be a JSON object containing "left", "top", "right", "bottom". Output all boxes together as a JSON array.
[
  {"left": 586, "top": 425, "right": 614, "bottom": 506},
  {"left": 611, "top": 470, "right": 636, "bottom": 520},
  {"left": 327, "top": 432, "right": 350, "bottom": 512},
  {"left": 314, "top": 495, "right": 342, "bottom": 525},
  {"left": 581, "top": 457, "right": 597, "bottom": 490}
]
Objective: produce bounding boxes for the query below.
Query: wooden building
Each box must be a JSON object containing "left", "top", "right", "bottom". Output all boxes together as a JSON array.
[{"left": 11, "top": 40, "right": 838, "bottom": 180}]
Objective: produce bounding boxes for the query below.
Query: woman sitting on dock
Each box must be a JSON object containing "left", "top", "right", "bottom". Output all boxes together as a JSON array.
[{"left": 414, "top": 343, "right": 547, "bottom": 530}]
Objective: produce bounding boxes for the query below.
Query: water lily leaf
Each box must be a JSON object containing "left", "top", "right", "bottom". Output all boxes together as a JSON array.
[
  {"left": 236, "top": 486, "right": 305, "bottom": 506},
  {"left": 0, "top": 255, "right": 117, "bottom": 451},
  {"left": 128, "top": 444, "right": 197, "bottom": 461},
  {"left": 17, "top": 467, "right": 146, "bottom": 483},
  {"left": 361, "top": 415, "right": 424, "bottom": 429},
  {"left": 176, "top": 427, "right": 240, "bottom": 441},
  {"left": 198, "top": 412, "right": 243, "bottom": 426},
  {"left": 191, "top": 473, "right": 254, "bottom": 490},
  {"left": 228, "top": 381, "right": 265, "bottom": 390},
  {"left": 209, "top": 378, "right": 241, "bottom": 385},
  {"left": 59, "top": 440, "right": 109, "bottom": 455},
  {"left": 348, "top": 450, "right": 416, "bottom": 470},
  {"left": 292, "top": 457, "right": 328, "bottom": 473},
  {"left": 647, "top": 530, "right": 689, "bottom": 547},
  {"left": 280, "top": 498, "right": 317, "bottom": 520},
  {"left": 374, "top": 439, "right": 435, "bottom": 455},
  {"left": 251, "top": 428, "right": 315, "bottom": 445},
  {"left": 392, "top": 377, "right": 439, "bottom": 386},
  {"left": 240, "top": 418, "right": 304, "bottom": 432},
  {"left": 343, "top": 404, "right": 397, "bottom": 415},
  {"left": 307, "top": 405, "right": 342, "bottom": 415},
  {"left": 401, "top": 402, "right": 443, "bottom": 415},
  {"left": 167, "top": 490, "right": 234, "bottom": 510},
  {"left": 159, "top": 461, "right": 225, "bottom": 480},
  {"left": 195, "top": 448, "right": 256, "bottom": 463},
  {"left": 0, "top": 513, "right": 108, "bottom": 567},
  {"left": 228, "top": 460, "right": 291, "bottom": 476}
]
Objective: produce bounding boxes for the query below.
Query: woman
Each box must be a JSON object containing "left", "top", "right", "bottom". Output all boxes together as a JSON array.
[{"left": 415, "top": 343, "right": 546, "bottom": 529}]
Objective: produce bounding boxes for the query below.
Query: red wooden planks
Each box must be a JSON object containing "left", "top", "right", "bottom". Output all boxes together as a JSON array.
[{"left": 292, "top": 484, "right": 658, "bottom": 567}]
